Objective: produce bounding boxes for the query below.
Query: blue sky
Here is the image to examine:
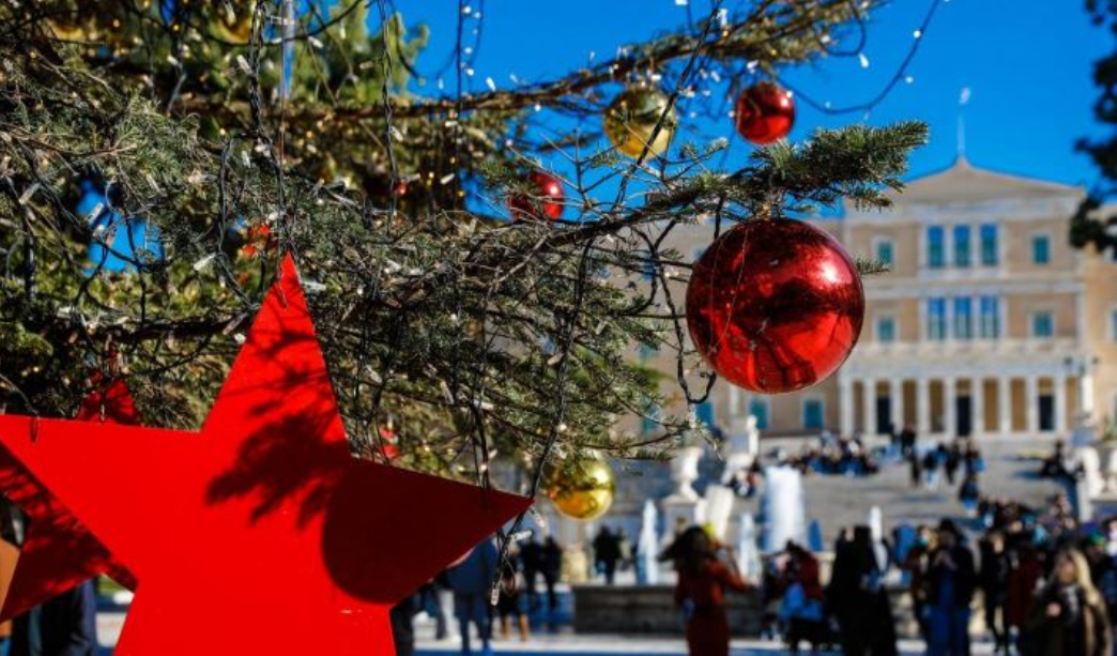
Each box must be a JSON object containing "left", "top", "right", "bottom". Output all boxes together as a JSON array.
[{"left": 388, "top": 0, "right": 1111, "bottom": 188}]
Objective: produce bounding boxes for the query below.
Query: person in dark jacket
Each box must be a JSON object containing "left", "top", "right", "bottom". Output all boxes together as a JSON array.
[
  {"left": 900, "top": 425, "right": 917, "bottom": 459},
  {"left": 926, "top": 520, "right": 977, "bottom": 656},
  {"left": 520, "top": 536, "right": 543, "bottom": 610},
  {"left": 980, "top": 531, "right": 1012, "bottom": 655},
  {"left": 540, "top": 537, "right": 563, "bottom": 615},
  {"left": 11, "top": 580, "right": 99, "bottom": 656},
  {"left": 944, "top": 443, "right": 961, "bottom": 486},
  {"left": 1023, "top": 549, "right": 1112, "bottom": 656},
  {"left": 910, "top": 449, "right": 924, "bottom": 488},
  {"left": 390, "top": 594, "right": 418, "bottom": 656},
  {"left": 445, "top": 537, "right": 500, "bottom": 656},
  {"left": 593, "top": 528, "right": 622, "bottom": 585},
  {"left": 826, "top": 526, "right": 897, "bottom": 656}
]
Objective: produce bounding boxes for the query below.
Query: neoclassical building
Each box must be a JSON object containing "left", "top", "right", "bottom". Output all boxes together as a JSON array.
[{"left": 643, "top": 158, "right": 1117, "bottom": 441}]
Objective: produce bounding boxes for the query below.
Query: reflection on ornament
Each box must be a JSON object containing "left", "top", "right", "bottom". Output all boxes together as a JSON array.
[
  {"left": 508, "top": 171, "right": 564, "bottom": 221},
  {"left": 685, "top": 218, "right": 864, "bottom": 393},
  {"left": 213, "top": 7, "right": 253, "bottom": 44},
  {"left": 546, "top": 456, "right": 615, "bottom": 521},
  {"left": 47, "top": 18, "right": 86, "bottom": 41},
  {"left": 87, "top": 214, "right": 165, "bottom": 275},
  {"left": 734, "top": 82, "right": 796, "bottom": 145},
  {"left": 378, "top": 416, "right": 400, "bottom": 461},
  {"left": 239, "top": 223, "right": 274, "bottom": 259},
  {"left": 604, "top": 88, "right": 676, "bottom": 159}
]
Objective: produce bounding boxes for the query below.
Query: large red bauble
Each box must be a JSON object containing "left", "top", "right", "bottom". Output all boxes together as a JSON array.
[
  {"left": 509, "top": 171, "right": 564, "bottom": 221},
  {"left": 734, "top": 82, "right": 795, "bottom": 145},
  {"left": 686, "top": 218, "right": 864, "bottom": 393}
]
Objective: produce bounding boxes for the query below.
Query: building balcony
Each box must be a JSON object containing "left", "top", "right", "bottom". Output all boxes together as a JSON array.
[{"left": 848, "top": 339, "right": 1076, "bottom": 359}]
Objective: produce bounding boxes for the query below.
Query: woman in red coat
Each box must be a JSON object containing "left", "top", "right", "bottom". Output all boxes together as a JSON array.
[{"left": 670, "top": 526, "right": 748, "bottom": 656}]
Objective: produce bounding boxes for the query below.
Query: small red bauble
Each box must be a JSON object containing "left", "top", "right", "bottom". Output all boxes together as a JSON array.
[
  {"left": 734, "top": 82, "right": 795, "bottom": 145},
  {"left": 686, "top": 218, "right": 864, "bottom": 393},
  {"left": 509, "top": 171, "right": 564, "bottom": 221}
]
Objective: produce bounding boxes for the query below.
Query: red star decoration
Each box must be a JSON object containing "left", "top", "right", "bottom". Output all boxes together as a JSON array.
[
  {"left": 0, "top": 255, "right": 531, "bottom": 654},
  {"left": 0, "top": 378, "right": 137, "bottom": 621}
]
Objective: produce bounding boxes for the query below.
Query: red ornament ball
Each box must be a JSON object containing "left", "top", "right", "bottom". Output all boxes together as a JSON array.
[
  {"left": 509, "top": 171, "right": 565, "bottom": 221},
  {"left": 686, "top": 218, "right": 864, "bottom": 393},
  {"left": 734, "top": 82, "right": 795, "bottom": 145}
]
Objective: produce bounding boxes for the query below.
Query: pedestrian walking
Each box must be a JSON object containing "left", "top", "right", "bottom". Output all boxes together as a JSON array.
[
  {"left": 390, "top": 595, "right": 418, "bottom": 656},
  {"left": 779, "top": 542, "right": 827, "bottom": 654},
  {"left": 980, "top": 530, "right": 1012, "bottom": 655},
  {"left": 669, "top": 526, "right": 748, "bottom": 656},
  {"left": 1023, "top": 549, "right": 1112, "bottom": 656},
  {"left": 496, "top": 559, "right": 529, "bottom": 642},
  {"left": 445, "top": 537, "right": 500, "bottom": 656},
  {"left": 902, "top": 525, "right": 936, "bottom": 646},
  {"left": 924, "top": 449, "right": 941, "bottom": 490},
  {"left": 593, "top": 527, "right": 622, "bottom": 585},
  {"left": 827, "top": 526, "right": 897, "bottom": 656},
  {"left": 910, "top": 449, "right": 924, "bottom": 488},
  {"left": 925, "top": 520, "right": 976, "bottom": 656},
  {"left": 520, "top": 536, "right": 543, "bottom": 610},
  {"left": 959, "top": 473, "right": 981, "bottom": 514}
]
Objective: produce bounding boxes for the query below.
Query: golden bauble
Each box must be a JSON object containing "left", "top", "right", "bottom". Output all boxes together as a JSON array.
[
  {"left": 604, "top": 87, "right": 676, "bottom": 159},
  {"left": 545, "top": 456, "right": 616, "bottom": 521}
]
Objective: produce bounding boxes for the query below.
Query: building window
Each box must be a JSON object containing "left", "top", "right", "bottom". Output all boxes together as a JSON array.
[
  {"left": 927, "top": 297, "right": 947, "bottom": 341},
  {"left": 953, "top": 297, "right": 973, "bottom": 339},
  {"left": 953, "top": 225, "right": 972, "bottom": 267},
  {"left": 642, "top": 255, "right": 656, "bottom": 282},
  {"left": 1032, "top": 235, "right": 1051, "bottom": 265},
  {"left": 875, "top": 239, "right": 895, "bottom": 269},
  {"left": 927, "top": 226, "right": 945, "bottom": 269},
  {"left": 1030, "top": 311, "right": 1054, "bottom": 338},
  {"left": 876, "top": 316, "right": 897, "bottom": 343},
  {"left": 979, "top": 224, "right": 999, "bottom": 266},
  {"left": 979, "top": 296, "right": 1001, "bottom": 339},
  {"left": 803, "top": 398, "right": 825, "bottom": 431},
  {"left": 748, "top": 397, "right": 770, "bottom": 430}
]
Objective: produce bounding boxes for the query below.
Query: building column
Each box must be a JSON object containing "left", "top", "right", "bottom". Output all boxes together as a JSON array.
[
  {"left": 1054, "top": 373, "right": 1068, "bottom": 434},
  {"left": 1081, "top": 370, "right": 1096, "bottom": 416},
  {"left": 917, "top": 377, "right": 932, "bottom": 436},
  {"left": 998, "top": 376, "right": 1012, "bottom": 436},
  {"left": 944, "top": 377, "right": 957, "bottom": 437},
  {"left": 972, "top": 377, "right": 985, "bottom": 437},
  {"left": 862, "top": 378, "right": 877, "bottom": 437},
  {"left": 890, "top": 378, "right": 905, "bottom": 433},
  {"left": 1026, "top": 375, "right": 1040, "bottom": 435},
  {"left": 839, "top": 377, "right": 854, "bottom": 437}
]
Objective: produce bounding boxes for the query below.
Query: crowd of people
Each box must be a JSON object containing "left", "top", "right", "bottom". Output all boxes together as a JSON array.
[
  {"left": 776, "top": 433, "right": 882, "bottom": 477},
  {"left": 897, "top": 496, "right": 1115, "bottom": 656},
  {"left": 391, "top": 533, "right": 573, "bottom": 656}
]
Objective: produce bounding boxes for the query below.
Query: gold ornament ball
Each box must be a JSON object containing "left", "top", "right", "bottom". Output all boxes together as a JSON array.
[
  {"left": 604, "top": 88, "right": 676, "bottom": 159},
  {"left": 545, "top": 457, "right": 616, "bottom": 521}
]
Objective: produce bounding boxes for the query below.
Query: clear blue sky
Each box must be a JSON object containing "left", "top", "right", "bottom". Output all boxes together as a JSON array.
[{"left": 388, "top": 0, "right": 1111, "bottom": 187}]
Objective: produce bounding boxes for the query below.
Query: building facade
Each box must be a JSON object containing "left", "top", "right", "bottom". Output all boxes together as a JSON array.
[{"left": 644, "top": 159, "right": 1117, "bottom": 441}]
